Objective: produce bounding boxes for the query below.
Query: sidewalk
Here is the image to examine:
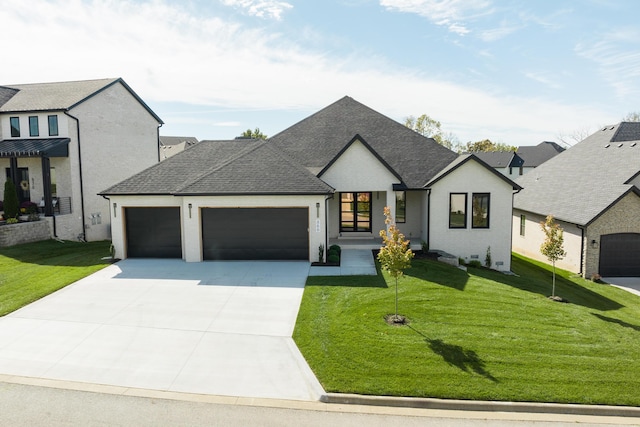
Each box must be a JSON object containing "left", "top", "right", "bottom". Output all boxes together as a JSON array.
[{"left": 309, "top": 249, "right": 377, "bottom": 276}]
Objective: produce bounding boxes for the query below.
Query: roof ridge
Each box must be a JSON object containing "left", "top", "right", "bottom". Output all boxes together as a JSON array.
[
  {"left": 269, "top": 96, "right": 354, "bottom": 140},
  {"left": 263, "top": 143, "right": 335, "bottom": 190}
]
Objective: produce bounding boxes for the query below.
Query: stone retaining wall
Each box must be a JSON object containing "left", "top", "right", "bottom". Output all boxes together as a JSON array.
[{"left": 0, "top": 220, "right": 52, "bottom": 247}]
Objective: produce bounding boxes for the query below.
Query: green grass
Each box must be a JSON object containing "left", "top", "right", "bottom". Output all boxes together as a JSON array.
[
  {"left": 293, "top": 253, "right": 640, "bottom": 406},
  {"left": 0, "top": 239, "right": 112, "bottom": 316}
]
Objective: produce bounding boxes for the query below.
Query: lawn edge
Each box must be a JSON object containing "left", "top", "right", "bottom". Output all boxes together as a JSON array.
[{"left": 321, "top": 393, "right": 640, "bottom": 418}]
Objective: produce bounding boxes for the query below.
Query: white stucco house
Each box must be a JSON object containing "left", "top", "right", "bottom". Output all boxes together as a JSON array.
[
  {"left": 0, "top": 78, "right": 163, "bottom": 241},
  {"left": 101, "top": 97, "right": 520, "bottom": 270},
  {"left": 513, "top": 123, "right": 640, "bottom": 278}
]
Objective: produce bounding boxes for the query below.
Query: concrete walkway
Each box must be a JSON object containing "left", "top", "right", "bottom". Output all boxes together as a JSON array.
[
  {"left": 309, "top": 249, "right": 377, "bottom": 276},
  {"left": 0, "top": 259, "right": 324, "bottom": 401}
]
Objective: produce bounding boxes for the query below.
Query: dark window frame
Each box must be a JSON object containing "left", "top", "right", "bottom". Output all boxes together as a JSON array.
[
  {"left": 449, "top": 193, "right": 467, "bottom": 229},
  {"left": 29, "top": 116, "right": 39, "bottom": 137},
  {"left": 48, "top": 115, "right": 59, "bottom": 136},
  {"left": 339, "top": 192, "right": 372, "bottom": 232},
  {"left": 472, "top": 193, "right": 490, "bottom": 229},
  {"left": 395, "top": 191, "right": 406, "bottom": 223},
  {"left": 10, "top": 117, "right": 20, "bottom": 137}
]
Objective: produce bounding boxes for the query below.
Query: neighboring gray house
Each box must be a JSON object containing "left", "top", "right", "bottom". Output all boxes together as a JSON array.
[
  {"left": 102, "top": 97, "right": 521, "bottom": 270},
  {"left": 473, "top": 151, "right": 524, "bottom": 179},
  {"left": 0, "top": 78, "right": 163, "bottom": 241},
  {"left": 513, "top": 123, "right": 640, "bottom": 278},
  {"left": 473, "top": 141, "right": 564, "bottom": 180},
  {"left": 160, "top": 136, "right": 198, "bottom": 160},
  {"left": 517, "top": 141, "right": 565, "bottom": 174}
]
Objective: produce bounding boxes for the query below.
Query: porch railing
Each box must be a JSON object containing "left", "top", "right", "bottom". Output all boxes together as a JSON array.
[{"left": 39, "top": 196, "right": 72, "bottom": 216}]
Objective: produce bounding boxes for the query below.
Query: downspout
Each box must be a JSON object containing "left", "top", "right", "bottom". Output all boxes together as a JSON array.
[
  {"left": 510, "top": 188, "right": 522, "bottom": 272},
  {"left": 64, "top": 111, "right": 87, "bottom": 242},
  {"left": 325, "top": 194, "right": 333, "bottom": 261},
  {"left": 577, "top": 225, "right": 585, "bottom": 277},
  {"left": 157, "top": 123, "right": 163, "bottom": 163},
  {"left": 425, "top": 188, "right": 431, "bottom": 251}
]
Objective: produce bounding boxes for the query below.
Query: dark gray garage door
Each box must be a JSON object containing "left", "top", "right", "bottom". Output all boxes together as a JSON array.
[
  {"left": 125, "top": 207, "right": 182, "bottom": 258},
  {"left": 202, "top": 207, "right": 308, "bottom": 260},
  {"left": 599, "top": 233, "right": 640, "bottom": 277}
]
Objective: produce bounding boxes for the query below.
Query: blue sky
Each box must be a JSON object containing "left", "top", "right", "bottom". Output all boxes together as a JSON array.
[{"left": 3, "top": 0, "right": 640, "bottom": 146}]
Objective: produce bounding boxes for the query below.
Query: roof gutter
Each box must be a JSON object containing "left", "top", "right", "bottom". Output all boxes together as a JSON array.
[{"left": 64, "top": 111, "right": 87, "bottom": 242}]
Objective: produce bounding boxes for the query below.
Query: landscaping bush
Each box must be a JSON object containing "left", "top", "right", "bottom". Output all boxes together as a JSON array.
[
  {"left": 468, "top": 260, "right": 482, "bottom": 268},
  {"left": 329, "top": 244, "right": 341, "bottom": 254},
  {"left": 3, "top": 179, "right": 19, "bottom": 220},
  {"left": 20, "top": 201, "right": 38, "bottom": 214},
  {"left": 327, "top": 254, "right": 340, "bottom": 264}
]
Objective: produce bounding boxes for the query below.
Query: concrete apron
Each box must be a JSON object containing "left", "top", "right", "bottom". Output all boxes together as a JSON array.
[{"left": 0, "top": 259, "right": 324, "bottom": 401}]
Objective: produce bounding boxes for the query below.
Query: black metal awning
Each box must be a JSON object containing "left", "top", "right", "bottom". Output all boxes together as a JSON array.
[{"left": 0, "top": 138, "right": 70, "bottom": 158}]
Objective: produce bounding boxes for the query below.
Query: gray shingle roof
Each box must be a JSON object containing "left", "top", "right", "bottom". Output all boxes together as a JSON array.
[
  {"left": 269, "top": 96, "right": 459, "bottom": 188},
  {"left": 472, "top": 151, "right": 523, "bottom": 168},
  {"left": 514, "top": 123, "right": 640, "bottom": 225},
  {"left": 0, "top": 78, "right": 163, "bottom": 123},
  {"left": 0, "top": 78, "right": 119, "bottom": 112},
  {"left": 0, "top": 86, "right": 19, "bottom": 107},
  {"left": 100, "top": 139, "right": 333, "bottom": 196},
  {"left": 516, "top": 141, "right": 565, "bottom": 167}
]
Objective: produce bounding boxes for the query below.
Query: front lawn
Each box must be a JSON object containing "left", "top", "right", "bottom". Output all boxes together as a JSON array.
[
  {"left": 0, "top": 239, "right": 112, "bottom": 316},
  {"left": 293, "top": 253, "right": 640, "bottom": 406}
]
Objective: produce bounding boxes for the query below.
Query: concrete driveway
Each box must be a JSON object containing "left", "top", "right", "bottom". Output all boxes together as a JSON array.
[
  {"left": 0, "top": 259, "right": 324, "bottom": 401},
  {"left": 602, "top": 277, "right": 640, "bottom": 297}
]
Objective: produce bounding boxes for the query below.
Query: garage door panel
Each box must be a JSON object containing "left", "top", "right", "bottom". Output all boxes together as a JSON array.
[
  {"left": 202, "top": 208, "right": 308, "bottom": 260},
  {"left": 599, "top": 233, "right": 640, "bottom": 277},
  {"left": 126, "top": 207, "right": 182, "bottom": 258}
]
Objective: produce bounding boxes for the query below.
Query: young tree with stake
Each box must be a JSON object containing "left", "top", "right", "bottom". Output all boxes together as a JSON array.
[
  {"left": 540, "top": 215, "right": 567, "bottom": 299},
  {"left": 377, "top": 206, "right": 414, "bottom": 323}
]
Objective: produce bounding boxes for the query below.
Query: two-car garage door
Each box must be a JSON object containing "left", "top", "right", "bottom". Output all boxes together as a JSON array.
[
  {"left": 125, "top": 207, "right": 309, "bottom": 260},
  {"left": 202, "top": 208, "right": 309, "bottom": 260}
]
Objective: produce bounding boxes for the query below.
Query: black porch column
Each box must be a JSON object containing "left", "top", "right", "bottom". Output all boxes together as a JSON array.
[
  {"left": 8, "top": 157, "right": 20, "bottom": 195},
  {"left": 41, "top": 156, "right": 54, "bottom": 216}
]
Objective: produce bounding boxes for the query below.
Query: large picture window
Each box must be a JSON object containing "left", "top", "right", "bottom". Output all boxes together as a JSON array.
[
  {"left": 449, "top": 193, "right": 467, "bottom": 228},
  {"left": 395, "top": 191, "right": 406, "bottom": 223},
  {"left": 472, "top": 193, "right": 490, "bottom": 228},
  {"left": 340, "top": 192, "right": 372, "bottom": 232}
]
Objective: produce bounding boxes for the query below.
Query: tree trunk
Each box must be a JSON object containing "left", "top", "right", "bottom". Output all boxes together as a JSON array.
[{"left": 552, "top": 261, "right": 556, "bottom": 297}]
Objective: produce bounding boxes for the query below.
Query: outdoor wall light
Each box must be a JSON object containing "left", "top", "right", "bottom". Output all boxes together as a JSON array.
[
  {"left": 188, "top": 203, "right": 193, "bottom": 218},
  {"left": 591, "top": 239, "right": 598, "bottom": 248},
  {"left": 316, "top": 202, "right": 320, "bottom": 218},
  {"left": 112, "top": 202, "right": 117, "bottom": 217}
]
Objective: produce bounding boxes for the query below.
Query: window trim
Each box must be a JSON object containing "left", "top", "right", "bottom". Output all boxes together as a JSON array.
[
  {"left": 449, "top": 193, "right": 467, "bottom": 229},
  {"left": 48, "top": 115, "right": 59, "bottom": 136},
  {"left": 10, "top": 117, "right": 20, "bottom": 137},
  {"left": 395, "top": 191, "right": 406, "bottom": 223},
  {"left": 472, "top": 193, "right": 490, "bottom": 229},
  {"left": 339, "top": 192, "right": 372, "bottom": 232},
  {"left": 520, "top": 214, "right": 526, "bottom": 236},
  {"left": 29, "top": 116, "right": 39, "bottom": 137}
]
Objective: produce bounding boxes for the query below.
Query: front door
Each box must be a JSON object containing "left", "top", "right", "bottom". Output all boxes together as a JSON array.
[
  {"left": 340, "top": 192, "right": 372, "bottom": 232},
  {"left": 5, "top": 167, "right": 30, "bottom": 203}
]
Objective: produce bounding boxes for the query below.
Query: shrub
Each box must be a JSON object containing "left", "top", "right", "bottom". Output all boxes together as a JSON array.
[
  {"left": 329, "top": 244, "right": 341, "bottom": 254},
  {"left": 468, "top": 260, "right": 482, "bottom": 268},
  {"left": 3, "top": 179, "right": 19, "bottom": 220},
  {"left": 421, "top": 240, "right": 429, "bottom": 252},
  {"left": 318, "top": 244, "right": 325, "bottom": 263},
  {"left": 20, "top": 201, "right": 38, "bottom": 214},
  {"left": 327, "top": 254, "right": 340, "bottom": 264}
]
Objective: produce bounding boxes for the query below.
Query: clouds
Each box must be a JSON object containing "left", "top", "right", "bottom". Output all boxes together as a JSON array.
[
  {"left": 575, "top": 28, "right": 640, "bottom": 99},
  {"left": 380, "top": 0, "right": 492, "bottom": 35},
  {"left": 220, "top": 0, "right": 292, "bottom": 20},
  {"left": 0, "top": 0, "right": 627, "bottom": 145}
]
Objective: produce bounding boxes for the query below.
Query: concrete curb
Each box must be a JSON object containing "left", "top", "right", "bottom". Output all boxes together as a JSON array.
[{"left": 321, "top": 393, "right": 640, "bottom": 418}]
